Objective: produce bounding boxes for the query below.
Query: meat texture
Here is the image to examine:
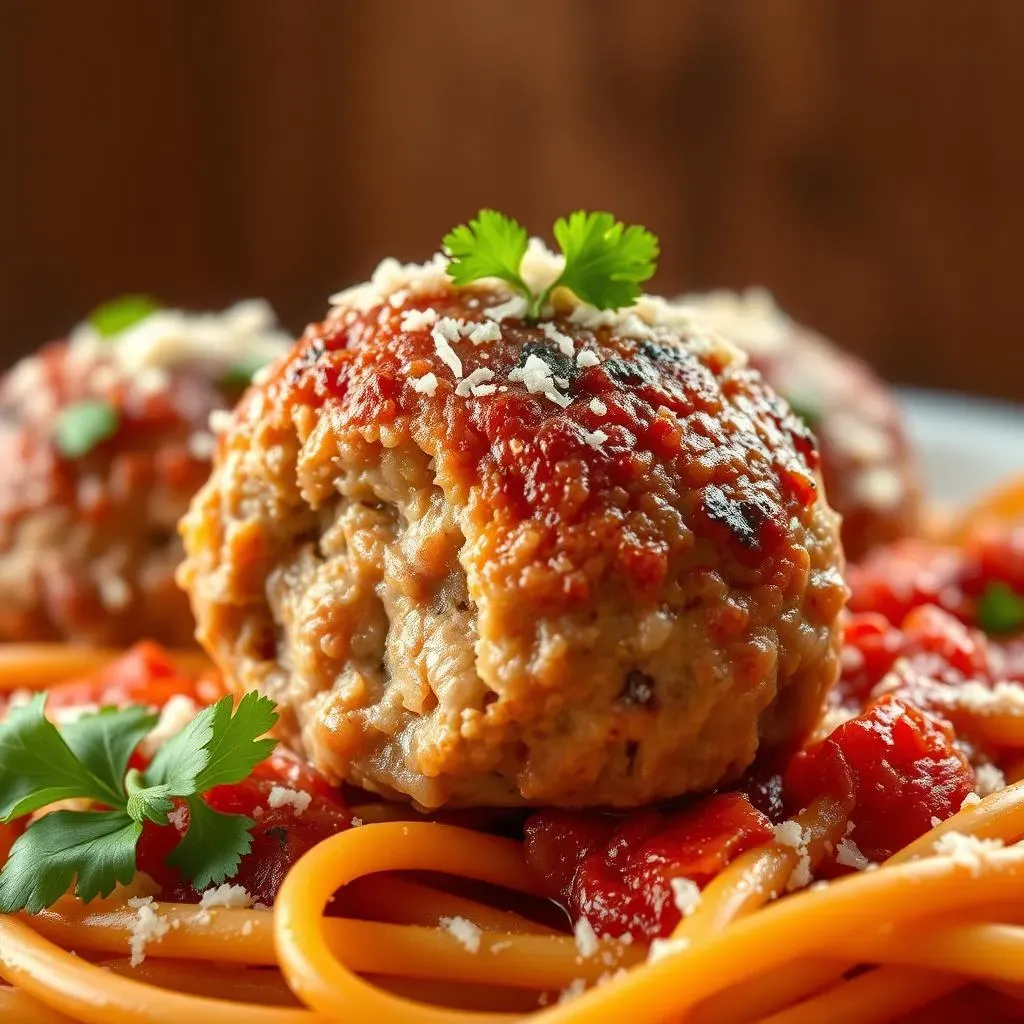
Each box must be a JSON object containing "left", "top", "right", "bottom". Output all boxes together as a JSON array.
[
  {"left": 181, "top": 256, "right": 847, "bottom": 808},
  {"left": 0, "top": 301, "right": 289, "bottom": 645}
]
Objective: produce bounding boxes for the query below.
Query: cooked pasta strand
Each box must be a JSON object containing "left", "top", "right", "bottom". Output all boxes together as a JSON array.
[
  {"left": 343, "top": 875, "right": 557, "bottom": 934},
  {"left": 531, "top": 844, "right": 1024, "bottom": 1022},
  {"left": 0, "top": 916, "right": 320, "bottom": 1024},
  {"left": 0, "top": 644, "right": 210, "bottom": 690},
  {"left": 672, "top": 798, "right": 848, "bottom": 942},
  {"left": 758, "top": 966, "right": 963, "bottom": 1024},
  {"left": 28, "top": 902, "right": 639, "bottom": 991}
]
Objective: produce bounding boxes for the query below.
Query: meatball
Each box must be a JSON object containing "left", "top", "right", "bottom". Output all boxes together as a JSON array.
[
  {"left": 180, "top": 258, "right": 846, "bottom": 808},
  {"left": 679, "top": 290, "right": 920, "bottom": 560},
  {"left": 0, "top": 300, "right": 289, "bottom": 646}
]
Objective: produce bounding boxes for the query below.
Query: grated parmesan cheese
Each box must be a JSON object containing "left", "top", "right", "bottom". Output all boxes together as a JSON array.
[
  {"left": 400, "top": 308, "right": 439, "bottom": 332},
  {"left": 411, "top": 372, "right": 439, "bottom": 397},
  {"left": 558, "top": 978, "right": 588, "bottom": 1004},
  {"left": 208, "top": 409, "right": 233, "bottom": 435},
  {"left": 431, "top": 319, "right": 464, "bottom": 378},
  {"left": 589, "top": 397, "right": 607, "bottom": 415},
  {"left": 583, "top": 429, "right": 608, "bottom": 450},
  {"left": 670, "top": 877, "right": 701, "bottom": 917},
  {"left": 576, "top": 349, "right": 600, "bottom": 369},
  {"left": 329, "top": 253, "right": 450, "bottom": 313},
  {"left": 975, "top": 763, "right": 1007, "bottom": 796},
  {"left": 467, "top": 321, "right": 502, "bottom": 345},
  {"left": 932, "top": 832, "right": 1004, "bottom": 876},
  {"left": 835, "top": 837, "right": 870, "bottom": 871},
  {"left": 851, "top": 466, "right": 905, "bottom": 512},
  {"left": 267, "top": 785, "right": 312, "bottom": 817},
  {"left": 128, "top": 897, "right": 171, "bottom": 966},
  {"left": 647, "top": 936, "right": 691, "bottom": 963},
  {"left": 925, "top": 680, "right": 1024, "bottom": 719},
  {"left": 199, "top": 883, "right": 253, "bottom": 910},
  {"left": 69, "top": 299, "right": 290, "bottom": 383},
  {"left": 440, "top": 915, "right": 482, "bottom": 953},
  {"left": 455, "top": 367, "right": 496, "bottom": 397},
  {"left": 135, "top": 367, "right": 171, "bottom": 396},
  {"left": 561, "top": 978, "right": 585, "bottom": 1003},
  {"left": 541, "top": 322, "right": 575, "bottom": 357},
  {"left": 675, "top": 288, "right": 788, "bottom": 358},
  {"left": 773, "top": 820, "right": 813, "bottom": 890},
  {"left": 519, "top": 236, "right": 565, "bottom": 297},
  {"left": 573, "top": 916, "right": 599, "bottom": 959},
  {"left": 138, "top": 694, "right": 199, "bottom": 758},
  {"left": 508, "top": 354, "right": 571, "bottom": 408},
  {"left": 484, "top": 295, "right": 529, "bottom": 322},
  {"left": 187, "top": 431, "right": 218, "bottom": 461},
  {"left": 772, "top": 820, "right": 804, "bottom": 848}
]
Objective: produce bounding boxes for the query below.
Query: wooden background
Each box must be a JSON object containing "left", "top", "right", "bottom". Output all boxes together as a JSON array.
[{"left": 2, "top": 1, "right": 1022, "bottom": 400}]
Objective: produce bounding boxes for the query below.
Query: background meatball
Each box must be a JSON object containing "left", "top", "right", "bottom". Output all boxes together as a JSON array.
[
  {"left": 181, "top": 257, "right": 846, "bottom": 809},
  {"left": 680, "top": 289, "right": 920, "bottom": 561},
  {"left": 0, "top": 300, "right": 289, "bottom": 645}
]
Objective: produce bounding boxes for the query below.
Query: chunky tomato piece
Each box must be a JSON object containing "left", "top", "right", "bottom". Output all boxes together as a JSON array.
[
  {"left": 837, "top": 605, "right": 991, "bottom": 707},
  {"left": 848, "top": 540, "right": 967, "bottom": 625},
  {"left": 136, "top": 750, "right": 349, "bottom": 907},
  {"left": 848, "top": 529, "right": 1024, "bottom": 639},
  {"left": 46, "top": 642, "right": 218, "bottom": 710},
  {"left": 524, "top": 793, "right": 772, "bottom": 941},
  {"left": 966, "top": 525, "right": 1024, "bottom": 597},
  {"left": 786, "top": 696, "right": 974, "bottom": 865}
]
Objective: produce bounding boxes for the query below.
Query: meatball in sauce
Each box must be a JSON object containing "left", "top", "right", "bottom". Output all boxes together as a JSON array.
[
  {"left": 0, "top": 300, "right": 290, "bottom": 646},
  {"left": 181, "top": 254, "right": 847, "bottom": 808}
]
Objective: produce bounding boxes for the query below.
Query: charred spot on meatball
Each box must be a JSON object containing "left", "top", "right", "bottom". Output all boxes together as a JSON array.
[
  {"left": 181, "top": 261, "right": 846, "bottom": 809},
  {"left": 619, "top": 670, "right": 657, "bottom": 710},
  {"left": 701, "top": 486, "right": 785, "bottom": 552}
]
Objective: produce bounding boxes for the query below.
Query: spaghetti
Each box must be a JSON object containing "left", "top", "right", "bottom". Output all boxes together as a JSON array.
[
  {"left": 1, "top": 478, "right": 1024, "bottom": 1022},
  {"left": 0, "top": 651, "right": 1020, "bottom": 1022}
]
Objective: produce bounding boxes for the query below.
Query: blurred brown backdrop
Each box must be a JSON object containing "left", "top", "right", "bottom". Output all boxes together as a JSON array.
[{"left": 2, "top": 0, "right": 1022, "bottom": 400}]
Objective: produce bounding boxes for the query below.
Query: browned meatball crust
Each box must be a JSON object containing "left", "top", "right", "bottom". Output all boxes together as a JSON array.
[
  {"left": 181, "top": 260, "right": 847, "bottom": 808},
  {"left": 681, "top": 290, "right": 920, "bottom": 560},
  {"left": 0, "top": 302, "right": 288, "bottom": 645}
]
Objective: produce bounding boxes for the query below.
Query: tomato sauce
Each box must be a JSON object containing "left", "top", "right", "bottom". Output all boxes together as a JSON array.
[
  {"left": 524, "top": 794, "right": 772, "bottom": 940},
  {"left": 256, "top": 289, "right": 824, "bottom": 605},
  {"left": 136, "top": 752, "right": 350, "bottom": 908},
  {"left": 32, "top": 522, "right": 1024, "bottom": 923}
]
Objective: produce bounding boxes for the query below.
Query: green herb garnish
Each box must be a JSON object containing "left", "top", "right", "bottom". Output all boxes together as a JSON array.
[
  {"left": 54, "top": 399, "right": 120, "bottom": 458},
  {"left": 442, "top": 209, "right": 659, "bottom": 318},
  {"left": 0, "top": 692, "right": 278, "bottom": 912},
  {"left": 977, "top": 582, "right": 1024, "bottom": 636},
  {"left": 87, "top": 295, "right": 160, "bottom": 338},
  {"left": 218, "top": 355, "right": 270, "bottom": 394},
  {"left": 783, "top": 392, "right": 822, "bottom": 430}
]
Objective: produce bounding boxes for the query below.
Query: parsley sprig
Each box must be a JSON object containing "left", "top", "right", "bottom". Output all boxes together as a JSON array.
[
  {"left": 88, "top": 294, "right": 161, "bottom": 337},
  {"left": 54, "top": 399, "right": 120, "bottom": 458},
  {"left": 0, "top": 692, "right": 277, "bottom": 913},
  {"left": 442, "top": 209, "right": 659, "bottom": 318},
  {"left": 977, "top": 581, "right": 1024, "bottom": 636}
]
